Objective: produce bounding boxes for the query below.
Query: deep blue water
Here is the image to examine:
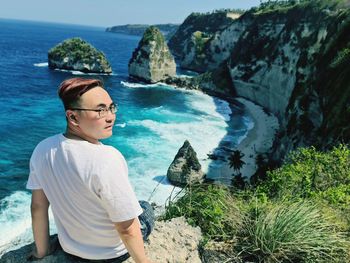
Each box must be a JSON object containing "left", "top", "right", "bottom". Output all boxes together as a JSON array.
[{"left": 0, "top": 19, "right": 251, "bottom": 252}]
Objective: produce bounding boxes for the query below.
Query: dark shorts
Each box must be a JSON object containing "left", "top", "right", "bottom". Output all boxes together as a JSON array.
[{"left": 63, "top": 200, "right": 155, "bottom": 263}]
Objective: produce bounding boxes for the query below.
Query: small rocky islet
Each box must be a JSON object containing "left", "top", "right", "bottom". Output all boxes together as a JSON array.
[{"left": 48, "top": 37, "right": 112, "bottom": 74}]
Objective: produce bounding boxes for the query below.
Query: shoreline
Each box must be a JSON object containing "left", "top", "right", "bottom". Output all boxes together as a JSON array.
[
  {"left": 164, "top": 82, "right": 280, "bottom": 184},
  {"left": 206, "top": 97, "right": 279, "bottom": 183}
]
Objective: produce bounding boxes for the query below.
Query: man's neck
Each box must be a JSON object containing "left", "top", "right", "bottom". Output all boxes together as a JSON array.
[{"left": 64, "top": 128, "right": 99, "bottom": 145}]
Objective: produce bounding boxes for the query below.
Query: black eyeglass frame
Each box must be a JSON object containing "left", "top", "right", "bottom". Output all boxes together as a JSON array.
[{"left": 68, "top": 103, "right": 118, "bottom": 118}]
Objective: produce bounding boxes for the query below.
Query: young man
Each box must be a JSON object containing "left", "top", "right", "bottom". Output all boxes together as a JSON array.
[{"left": 26, "top": 78, "right": 154, "bottom": 263}]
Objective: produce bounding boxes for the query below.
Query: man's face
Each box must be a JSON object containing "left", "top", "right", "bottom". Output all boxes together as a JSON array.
[{"left": 74, "top": 87, "right": 116, "bottom": 140}]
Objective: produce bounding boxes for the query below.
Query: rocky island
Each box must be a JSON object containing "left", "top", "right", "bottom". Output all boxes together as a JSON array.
[
  {"left": 48, "top": 38, "right": 112, "bottom": 74},
  {"left": 128, "top": 26, "right": 176, "bottom": 83}
]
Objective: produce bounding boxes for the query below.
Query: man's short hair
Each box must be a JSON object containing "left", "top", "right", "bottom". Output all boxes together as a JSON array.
[{"left": 58, "top": 77, "right": 104, "bottom": 110}]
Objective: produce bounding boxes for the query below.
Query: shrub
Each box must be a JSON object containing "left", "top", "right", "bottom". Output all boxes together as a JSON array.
[
  {"left": 236, "top": 201, "right": 350, "bottom": 262},
  {"left": 257, "top": 144, "right": 350, "bottom": 209},
  {"left": 162, "top": 183, "right": 242, "bottom": 241}
]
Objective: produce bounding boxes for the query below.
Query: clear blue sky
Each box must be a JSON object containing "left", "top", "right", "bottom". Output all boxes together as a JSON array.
[{"left": 0, "top": 0, "right": 261, "bottom": 27}]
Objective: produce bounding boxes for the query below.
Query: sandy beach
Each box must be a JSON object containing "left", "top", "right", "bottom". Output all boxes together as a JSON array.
[{"left": 208, "top": 97, "right": 279, "bottom": 183}]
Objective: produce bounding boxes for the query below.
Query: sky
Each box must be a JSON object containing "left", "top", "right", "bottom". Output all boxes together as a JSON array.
[{"left": 0, "top": 0, "right": 261, "bottom": 27}]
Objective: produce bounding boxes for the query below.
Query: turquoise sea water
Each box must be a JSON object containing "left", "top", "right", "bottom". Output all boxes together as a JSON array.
[{"left": 0, "top": 19, "right": 252, "bottom": 253}]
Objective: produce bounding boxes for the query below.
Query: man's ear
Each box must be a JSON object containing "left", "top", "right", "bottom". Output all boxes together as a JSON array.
[{"left": 66, "top": 110, "right": 79, "bottom": 126}]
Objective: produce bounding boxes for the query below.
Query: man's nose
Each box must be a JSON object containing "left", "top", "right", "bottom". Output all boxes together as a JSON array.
[{"left": 105, "top": 112, "right": 115, "bottom": 122}]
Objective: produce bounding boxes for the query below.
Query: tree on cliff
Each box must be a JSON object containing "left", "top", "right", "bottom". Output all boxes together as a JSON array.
[{"left": 228, "top": 150, "right": 246, "bottom": 175}]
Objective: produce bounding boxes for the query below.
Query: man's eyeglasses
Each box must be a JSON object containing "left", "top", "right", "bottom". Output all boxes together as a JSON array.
[{"left": 69, "top": 103, "right": 118, "bottom": 118}]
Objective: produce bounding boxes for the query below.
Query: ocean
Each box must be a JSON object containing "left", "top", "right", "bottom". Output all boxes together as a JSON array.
[{"left": 0, "top": 19, "right": 253, "bottom": 253}]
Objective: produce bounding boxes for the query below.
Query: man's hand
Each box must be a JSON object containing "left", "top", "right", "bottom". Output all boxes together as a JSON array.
[
  {"left": 27, "top": 236, "right": 59, "bottom": 261},
  {"left": 115, "top": 218, "right": 153, "bottom": 263}
]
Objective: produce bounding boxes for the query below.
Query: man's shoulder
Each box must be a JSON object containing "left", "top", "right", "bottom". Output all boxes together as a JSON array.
[
  {"left": 33, "top": 134, "right": 60, "bottom": 152},
  {"left": 97, "top": 145, "right": 125, "bottom": 160}
]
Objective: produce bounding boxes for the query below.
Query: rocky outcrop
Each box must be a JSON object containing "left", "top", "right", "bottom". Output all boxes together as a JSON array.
[
  {"left": 167, "top": 140, "right": 205, "bottom": 186},
  {"left": 48, "top": 38, "right": 112, "bottom": 74},
  {"left": 0, "top": 217, "right": 202, "bottom": 263},
  {"left": 128, "top": 26, "right": 176, "bottom": 83},
  {"left": 126, "top": 217, "right": 202, "bottom": 263}
]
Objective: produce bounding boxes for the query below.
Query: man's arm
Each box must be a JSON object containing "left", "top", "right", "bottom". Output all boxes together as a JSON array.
[
  {"left": 114, "top": 218, "right": 152, "bottom": 263},
  {"left": 30, "top": 189, "right": 50, "bottom": 258}
]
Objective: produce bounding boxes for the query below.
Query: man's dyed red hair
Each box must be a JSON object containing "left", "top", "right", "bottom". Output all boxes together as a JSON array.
[{"left": 58, "top": 78, "right": 104, "bottom": 110}]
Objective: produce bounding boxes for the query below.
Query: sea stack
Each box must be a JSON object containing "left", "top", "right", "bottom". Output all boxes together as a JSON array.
[
  {"left": 128, "top": 26, "right": 176, "bottom": 83},
  {"left": 167, "top": 140, "right": 205, "bottom": 187},
  {"left": 48, "top": 38, "right": 112, "bottom": 74}
]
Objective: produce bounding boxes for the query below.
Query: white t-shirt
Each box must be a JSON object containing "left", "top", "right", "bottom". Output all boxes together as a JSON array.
[{"left": 26, "top": 133, "right": 143, "bottom": 260}]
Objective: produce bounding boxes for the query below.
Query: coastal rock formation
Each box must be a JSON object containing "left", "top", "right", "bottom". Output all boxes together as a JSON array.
[
  {"left": 168, "top": 1, "right": 350, "bottom": 164},
  {"left": 168, "top": 10, "right": 244, "bottom": 72},
  {"left": 167, "top": 140, "right": 205, "bottom": 186},
  {"left": 0, "top": 217, "right": 202, "bottom": 263},
  {"left": 128, "top": 26, "right": 176, "bottom": 83},
  {"left": 48, "top": 38, "right": 112, "bottom": 74}
]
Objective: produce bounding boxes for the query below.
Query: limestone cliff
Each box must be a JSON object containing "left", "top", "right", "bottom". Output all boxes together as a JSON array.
[
  {"left": 128, "top": 26, "right": 176, "bottom": 83},
  {"left": 48, "top": 38, "right": 112, "bottom": 74},
  {"left": 168, "top": 10, "right": 244, "bottom": 72},
  {"left": 168, "top": 0, "right": 350, "bottom": 164}
]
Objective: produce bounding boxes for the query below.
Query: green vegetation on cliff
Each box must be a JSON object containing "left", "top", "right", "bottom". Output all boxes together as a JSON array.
[
  {"left": 139, "top": 26, "right": 166, "bottom": 49},
  {"left": 164, "top": 145, "right": 350, "bottom": 262},
  {"left": 168, "top": 10, "right": 238, "bottom": 57}
]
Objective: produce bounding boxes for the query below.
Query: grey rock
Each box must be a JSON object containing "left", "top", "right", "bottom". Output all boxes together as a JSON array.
[
  {"left": 128, "top": 26, "right": 176, "bottom": 83},
  {"left": 48, "top": 38, "right": 112, "bottom": 74},
  {"left": 167, "top": 140, "right": 205, "bottom": 187}
]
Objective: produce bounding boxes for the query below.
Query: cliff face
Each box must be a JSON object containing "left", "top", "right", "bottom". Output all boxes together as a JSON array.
[
  {"left": 48, "top": 38, "right": 112, "bottom": 74},
  {"left": 169, "top": 0, "right": 350, "bottom": 163},
  {"left": 128, "top": 26, "right": 176, "bottom": 83},
  {"left": 168, "top": 10, "right": 243, "bottom": 72}
]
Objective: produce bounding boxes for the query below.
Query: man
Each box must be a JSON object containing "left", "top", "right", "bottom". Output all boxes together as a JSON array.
[{"left": 26, "top": 78, "right": 154, "bottom": 262}]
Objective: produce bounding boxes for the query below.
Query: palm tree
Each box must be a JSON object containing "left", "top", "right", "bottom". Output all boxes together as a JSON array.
[{"left": 228, "top": 150, "right": 246, "bottom": 175}]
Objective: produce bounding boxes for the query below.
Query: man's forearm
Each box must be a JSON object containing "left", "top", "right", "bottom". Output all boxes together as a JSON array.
[
  {"left": 115, "top": 219, "right": 151, "bottom": 263},
  {"left": 31, "top": 205, "right": 50, "bottom": 257}
]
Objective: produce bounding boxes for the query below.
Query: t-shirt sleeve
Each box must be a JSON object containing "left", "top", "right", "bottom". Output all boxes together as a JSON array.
[
  {"left": 92, "top": 148, "right": 142, "bottom": 222},
  {"left": 26, "top": 150, "right": 42, "bottom": 190}
]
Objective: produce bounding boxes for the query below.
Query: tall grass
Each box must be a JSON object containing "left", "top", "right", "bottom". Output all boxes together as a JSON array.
[
  {"left": 237, "top": 201, "right": 350, "bottom": 262},
  {"left": 162, "top": 183, "right": 242, "bottom": 241}
]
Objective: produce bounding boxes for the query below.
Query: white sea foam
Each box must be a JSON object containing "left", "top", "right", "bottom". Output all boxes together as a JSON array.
[
  {"left": 124, "top": 89, "right": 235, "bottom": 204},
  {"left": 0, "top": 192, "right": 56, "bottom": 256},
  {"left": 120, "top": 81, "right": 164, "bottom": 88},
  {"left": 53, "top": 68, "right": 115, "bottom": 76},
  {"left": 176, "top": 74, "right": 194, "bottom": 78},
  {"left": 33, "top": 62, "right": 48, "bottom": 67},
  {"left": 115, "top": 123, "right": 126, "bottom": 128},
  {"left": 72, "top": 71, "right": 116, "bottom": 76}
]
